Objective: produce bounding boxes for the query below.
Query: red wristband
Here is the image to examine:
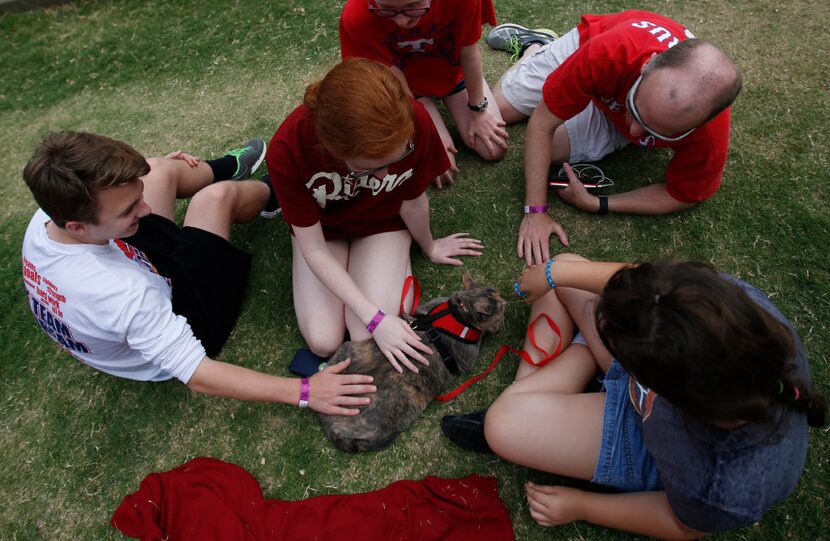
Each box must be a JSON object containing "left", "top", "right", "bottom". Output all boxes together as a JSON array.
[
  {"left": 298, "top": 377, "right": 310, "bottom": 408},
  {"left": 523, "top": 205, "right": 548, "bottom": 214},
  {"left": 366, "top": 309, "right": 386, "bottom": 334}
]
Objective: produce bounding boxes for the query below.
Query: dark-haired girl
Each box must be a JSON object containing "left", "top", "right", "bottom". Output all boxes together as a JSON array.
[{"left": 476, "top": 253, "right": 824, "bottom": 537}]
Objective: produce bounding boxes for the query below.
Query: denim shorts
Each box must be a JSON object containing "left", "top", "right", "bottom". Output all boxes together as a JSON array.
[{"left": 572, "top": 334, "right": 662, "bottom": 492}]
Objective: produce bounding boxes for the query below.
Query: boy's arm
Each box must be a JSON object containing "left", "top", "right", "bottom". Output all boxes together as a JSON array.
[
  {"left": 186, "top": 356, "right": 375, "bottom": 416},
  {"left": 527, "top": 484, "right": 706, "bottom": 540}
]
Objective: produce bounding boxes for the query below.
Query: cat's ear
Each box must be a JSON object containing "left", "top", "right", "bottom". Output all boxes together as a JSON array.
[{"left": 462, "top": 272, "right": 477, "bottom": 290}]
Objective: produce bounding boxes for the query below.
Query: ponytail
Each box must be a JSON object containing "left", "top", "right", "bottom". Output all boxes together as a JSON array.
[{"left": 778, "top": 381, "right": 827, "bottom": 427}]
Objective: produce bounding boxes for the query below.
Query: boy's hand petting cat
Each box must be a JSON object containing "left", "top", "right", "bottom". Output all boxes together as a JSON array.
[
  {"left": 372, "top": 315, "right": 433, "bottom": 374},
  {"left": 308, "top": 358, "right": 377, "bottom": 416},
  {"left": 525, "top": 482, "right": 585, "bottom": 527},
  {"left": 427, "top": 233, "right": 484, "bottom": 266},
  {"left": 516, "top": 262, "right": 555, "bottom": 302}
]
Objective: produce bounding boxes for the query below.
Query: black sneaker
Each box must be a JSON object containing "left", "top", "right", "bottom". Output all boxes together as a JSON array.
[
  {"left": 225, "top": 138, "right": 266, "bottom": 180},
  {"left": 440, "top": 409, "right": 493, "bottom": 453},
  {"left": 258, "top": 174, "right": 281, "bottom": 218}
]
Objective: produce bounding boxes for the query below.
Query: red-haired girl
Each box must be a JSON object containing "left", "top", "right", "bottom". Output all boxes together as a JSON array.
[{"left": 265, "top": 59, "right": 482, "bottom": 373}]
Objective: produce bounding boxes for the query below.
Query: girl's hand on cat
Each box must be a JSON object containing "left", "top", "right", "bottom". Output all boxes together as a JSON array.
[
  {"left": 308, "top": 358, "right": 377, "bottom": 416},
  {"left": 427, "top": 233, "right": 484, "bottom": 266},
  {"left": 373, "top": 315, "right": 433, "bottom": 374},
  {"left": 516, "top": 262, "right": 555, "bottom": 302}
]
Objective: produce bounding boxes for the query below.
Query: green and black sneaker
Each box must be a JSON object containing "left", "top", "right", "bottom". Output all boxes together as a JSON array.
[
  {"left": 225, "top": 138, "right": 266, "bottom": 180},
  {"left": 486, "top": 23, "right": 558, "bottom": 62}
]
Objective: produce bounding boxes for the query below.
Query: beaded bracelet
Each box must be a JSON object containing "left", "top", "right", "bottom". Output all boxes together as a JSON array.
[{"left": 545, "top": 258, "right": 556, "bottom": 289}]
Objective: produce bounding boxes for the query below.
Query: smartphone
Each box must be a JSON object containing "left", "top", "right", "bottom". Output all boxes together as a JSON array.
[{"left": 289, "top": 348, "right": 329, "bottom": 377}]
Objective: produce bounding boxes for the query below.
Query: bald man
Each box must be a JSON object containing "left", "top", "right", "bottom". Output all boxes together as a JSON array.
[{"left": 487, "top": 11, "right": 742, "bottom": 265}]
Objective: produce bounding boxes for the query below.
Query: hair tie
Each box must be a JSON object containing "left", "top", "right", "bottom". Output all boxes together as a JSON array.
[
  {"left": 778, "top": 380, "right": 784, "bottom": 394},
  {"left": 793, "top": 386, "right": 800, "bottom": 401}
]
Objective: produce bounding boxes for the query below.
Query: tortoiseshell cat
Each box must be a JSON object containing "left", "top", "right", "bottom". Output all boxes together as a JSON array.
[{"left": 316, "top": 275, "right": 505, "bottom": 452}]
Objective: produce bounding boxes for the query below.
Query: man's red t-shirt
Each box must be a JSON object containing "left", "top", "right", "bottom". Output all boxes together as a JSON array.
[
  {"left": 265, "top": 100, "right": 449, "bottom": 240},
  {"left": 340, "top": 0, "right": 497, "bottom": 97},
  {"left": 542, "top": 10, "right": 731, "bottom": 202}
]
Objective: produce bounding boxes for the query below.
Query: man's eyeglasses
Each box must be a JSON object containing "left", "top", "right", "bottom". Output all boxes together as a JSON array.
[
  {"left": 368, "top": 0, "right": 431, "bottom": 18},
  {"left": 345, "top": 140, "right": 415, "bottom": 182},
  {"left": 626, "top": 74, "right": 694, "bottom": 143}
]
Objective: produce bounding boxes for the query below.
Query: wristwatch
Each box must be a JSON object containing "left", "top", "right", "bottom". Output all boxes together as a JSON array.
[{"left": 468, "top": 97, "right": 488, "bottom": 112}]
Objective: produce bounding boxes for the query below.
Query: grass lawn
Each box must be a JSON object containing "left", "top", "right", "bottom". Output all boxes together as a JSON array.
[{"left": 1, "top": 0, "right": 828, "bottom": 538}]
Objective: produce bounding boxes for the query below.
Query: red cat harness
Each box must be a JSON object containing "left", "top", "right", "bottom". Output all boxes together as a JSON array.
[{"left": 410, "top": 301, "right": 483, "bottom": 375}]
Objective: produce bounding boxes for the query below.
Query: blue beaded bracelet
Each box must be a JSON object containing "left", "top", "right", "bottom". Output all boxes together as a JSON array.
[
  {"left": 545, "top": 258, "right": 556, "bottom": 289},
  {"left": 513, "top": 281, "right": 527, "bottom": 299}
]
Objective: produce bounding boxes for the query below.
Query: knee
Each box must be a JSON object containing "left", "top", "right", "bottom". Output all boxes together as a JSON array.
[
  {"left": 483, "top": 391, "right": 521, "bottom": 459},
  {"left": 190, "top": 181, "right": 234, "bottom": 210},
  {"left": 144, "top": 157, "right": 177, "bottom": 189},
  {"left": 476, "top": 142, "right": 507, "bottom": 162},
  {"left": 303, "top": 331, "right": 344, "bottom": 359},
  {"left": 553, "top": 252, "right": 590, "bottom": 263}
]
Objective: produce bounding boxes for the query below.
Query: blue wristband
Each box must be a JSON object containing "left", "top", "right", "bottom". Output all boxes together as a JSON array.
[
  {"left": 513, "top": 281, "right": 527, "bottom": 299},
  {"left": 545, "top": 258, "right": 556, "bottom": 289}
]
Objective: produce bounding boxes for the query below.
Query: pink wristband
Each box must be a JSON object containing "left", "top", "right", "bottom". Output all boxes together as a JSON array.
[
  {"left": 366, "top": 309, "right": 386, "bottom": 334},
  {"left": 298, "top": 377, "right": 310, "bottom": 408},
  {"left": 523, "top": 205, "right": 548, "bottom": 214}
]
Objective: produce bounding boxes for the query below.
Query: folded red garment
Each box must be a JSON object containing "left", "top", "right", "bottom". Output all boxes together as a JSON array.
[{"left": 111, "top": 457, "right": 514, "bottom": 540}]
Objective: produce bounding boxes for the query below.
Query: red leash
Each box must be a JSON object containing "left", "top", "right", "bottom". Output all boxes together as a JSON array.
[
  {"left": 398, "top": 276, "right": 564, "bottom": 402},
  {"left": 399, "top": 275, "right": 421, "bottom": 317},
  {"left": 435, "top": 314, "right": 562, "bottom": 401}
]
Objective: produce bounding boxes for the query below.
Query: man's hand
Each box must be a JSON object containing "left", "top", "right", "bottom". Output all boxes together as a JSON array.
[
  {"left": 467, "top": 111, "right": 509, "bottom": 160},
  {"left": 434, "top": 145, "right": 460, "bottom": 189},
  {"left": 525, "top": 482, "right": 586, "bottom": 527},
  {"left": 517, "top": 213, "right": 569, "bottom": 266},
  {"left": 555, "top": 162, "right": 597, "bottom": 212},
  {"left": 308, "top": 358, "right": 377, "bottom": 416}
]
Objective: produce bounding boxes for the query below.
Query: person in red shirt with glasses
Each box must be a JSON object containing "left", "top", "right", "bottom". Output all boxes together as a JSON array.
[
  {"left": 264, "top": 59, "right": 482, "bottom": 374},
  {"left": 485, "top": 11, "right": 742, "bottom": 265},
  {"left": 340, "top": 0, "right": 508, "bottom": 188}
]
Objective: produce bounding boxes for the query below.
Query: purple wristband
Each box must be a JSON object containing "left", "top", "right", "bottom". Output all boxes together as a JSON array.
[
  {"left": 298, "top": 377, "right": 310, "bottom": 408},
  {"left": 366, "top": 309, "right": 386, "bottom": 334},
  {"left": 523, "top": 205, "right": 548, "bottom": 214}
]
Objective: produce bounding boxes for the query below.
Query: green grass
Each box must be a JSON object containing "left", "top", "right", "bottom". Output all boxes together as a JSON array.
[{"left": 1, "top": 0, "right": 828, "bottom": 538}]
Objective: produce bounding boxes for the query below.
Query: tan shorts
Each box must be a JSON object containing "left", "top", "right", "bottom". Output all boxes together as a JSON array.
[{"left": 500, "top": 28, "right": 630, "bottom": 162}]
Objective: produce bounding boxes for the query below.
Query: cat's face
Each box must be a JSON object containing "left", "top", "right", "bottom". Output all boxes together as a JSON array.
[{"left": 448, "top": 274, "right": 506, "bottom": 334}]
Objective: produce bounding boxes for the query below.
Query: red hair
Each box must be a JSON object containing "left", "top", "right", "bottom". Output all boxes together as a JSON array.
[{"left": 304, "top": 58, "right": 414, "bottom": 159}]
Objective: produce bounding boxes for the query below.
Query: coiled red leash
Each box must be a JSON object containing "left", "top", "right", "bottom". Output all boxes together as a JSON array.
[{"left": 398, "top": 276, "right": 564, "bottom": 401}]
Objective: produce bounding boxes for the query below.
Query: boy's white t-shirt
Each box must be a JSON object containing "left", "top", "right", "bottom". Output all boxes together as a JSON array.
[{"left": 21, "top": 209, "right": 206, "bottom": 383}]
